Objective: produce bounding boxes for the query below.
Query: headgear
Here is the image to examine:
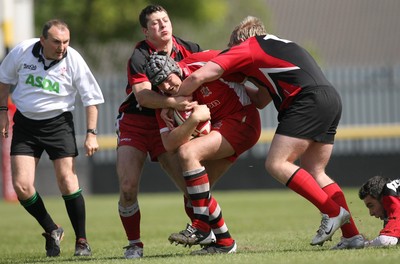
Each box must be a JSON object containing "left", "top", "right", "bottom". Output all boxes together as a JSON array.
[{"left": 145, "top": 52, "right": 181, "bottom": 86}]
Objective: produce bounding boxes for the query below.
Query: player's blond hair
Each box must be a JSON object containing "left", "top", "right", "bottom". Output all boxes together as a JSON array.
[{"left": 228, "top": 16, "right": 267, "bottom": 47}]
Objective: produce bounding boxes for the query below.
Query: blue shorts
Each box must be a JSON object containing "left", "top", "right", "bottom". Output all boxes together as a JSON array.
[{"left": 11, "top": 111, "right": 78, "bottom": 160}]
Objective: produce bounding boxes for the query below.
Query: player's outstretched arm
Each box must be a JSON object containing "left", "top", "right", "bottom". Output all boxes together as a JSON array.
[
  {"left": 177, "top": 61, "right": 224, "bottom": 96},
  {"left": 365, "top": 235, "right": 398, "bottom": 247}
]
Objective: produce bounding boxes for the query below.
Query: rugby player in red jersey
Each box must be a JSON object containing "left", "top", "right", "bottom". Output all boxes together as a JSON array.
[
  {"left": 359, "top": 176, "right": 400, "bottom": 247},
  {"left": 174, "top": 16, "right": 364, "bottom": 249},
  {"left": 145, "top": 50, "right": 261, "bottom": 254},
  {"left": 115, "top": 5, "right": 201, "bottom": 259}
]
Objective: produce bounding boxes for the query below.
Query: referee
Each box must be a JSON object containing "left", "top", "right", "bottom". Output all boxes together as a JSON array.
[{"left": 0, "top": 19, "right": 104, "bottom": 257}]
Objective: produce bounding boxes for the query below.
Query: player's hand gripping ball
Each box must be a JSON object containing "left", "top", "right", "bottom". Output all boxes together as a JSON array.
[{"left": 173, "top": 109, "right": 211, "bottom": 137}]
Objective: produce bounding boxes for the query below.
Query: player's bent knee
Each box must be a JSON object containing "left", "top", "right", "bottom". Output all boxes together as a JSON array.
[{"left": 177, "top": 146, "right": 196, "bottom": 163}]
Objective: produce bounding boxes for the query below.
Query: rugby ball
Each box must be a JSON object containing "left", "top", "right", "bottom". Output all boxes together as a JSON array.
[{"left": 173, "top": 109, "right": 211, "bottom": 137}]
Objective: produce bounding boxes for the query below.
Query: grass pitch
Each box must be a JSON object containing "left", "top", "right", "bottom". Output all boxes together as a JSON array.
[{"left": 1, "top": 188, "right": 399, "bottom": 264}]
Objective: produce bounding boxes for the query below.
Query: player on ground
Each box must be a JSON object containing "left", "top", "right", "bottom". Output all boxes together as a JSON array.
[
  {"left": 115, "top": 4, "right": 201, "bottom": 259},
  {"left": 0, "top": 19, "right": 104, "bottom": 257},
  {"left": 174, "top": 16, "right": 364, "bottom": 249},
  {"left": 359, "top": 175, "right": 400, "bottom": 247},
  {"left": 145, "top": 50, "right": 261, "bottom": 254}
]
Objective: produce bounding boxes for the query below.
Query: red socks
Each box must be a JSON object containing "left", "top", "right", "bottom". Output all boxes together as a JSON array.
[
  {"left": 286, "top": 168, "right": 340, "bottom": 217},
  {"left": 323, "top": 183, "right": 360, "bottom": 238},
  {"left": 119, "top": 202, "right": 141, "bottom": 242}
]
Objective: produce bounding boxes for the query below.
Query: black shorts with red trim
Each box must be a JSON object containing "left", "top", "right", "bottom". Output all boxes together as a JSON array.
[{"left": 276, "top": 86, "right": 342, "bottom": 144}]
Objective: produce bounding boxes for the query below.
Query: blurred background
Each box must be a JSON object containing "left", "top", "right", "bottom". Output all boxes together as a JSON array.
[{"left": 1, "top": 0, "right": 400, "bottom": 198}]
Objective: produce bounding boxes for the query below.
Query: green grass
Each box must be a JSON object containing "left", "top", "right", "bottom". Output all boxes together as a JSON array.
[{"left": 1, "top": 189, "right": 399, "bottom": 264}]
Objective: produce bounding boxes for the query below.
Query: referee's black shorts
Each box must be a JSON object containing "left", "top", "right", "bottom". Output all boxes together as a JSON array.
[
  {"left": 276, "top": 85, "right": 342, "bottom": 144},
  {"left": 11, "top": 110, "right": 78, "bottom": 160}
]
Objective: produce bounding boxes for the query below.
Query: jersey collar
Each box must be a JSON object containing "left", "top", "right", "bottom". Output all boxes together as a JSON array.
[
  {"left": 32, "top": 41, "right": 67, "bottom": 70},
  {"left": 145, "top": 36, "right": 180, "bottom": 59}
]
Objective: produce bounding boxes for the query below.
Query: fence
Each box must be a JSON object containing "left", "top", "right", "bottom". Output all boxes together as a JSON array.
[
  {"left": 3, "top": 64, "right": 398, "bottom": 195},
  {"left": 71, "top": 64, "right": 400, "bottom": 163}
]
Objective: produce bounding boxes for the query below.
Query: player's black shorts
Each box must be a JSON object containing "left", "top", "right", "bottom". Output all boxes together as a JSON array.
[
  {"left": 276, "top": 85, "right": 342, "bottom": 144},
  {"left": 11, "top": 110, "right": 78, "bottom": 160}
]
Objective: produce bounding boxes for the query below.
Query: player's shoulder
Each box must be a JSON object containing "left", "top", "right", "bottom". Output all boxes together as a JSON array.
[
  {"left": 262, "top": 34, "right": 292, "bottom": 43},
  {"left": 130, "top": 41, "right": 151, "bottom": 62},
  {"left": 194, "top": 49, "right": 221, "bottom": 58},
  {"left": 12, "top": 38, "right": 38, "bottom": 52},
  {"left": 182, "top": 49, "right": 221, "bottom": 64},
  {"left": 3, "top": 38, "right": 38, "bottom": 62},
  {"left": 66, "top": 45, "right": 83, "bottom": 57},
  {"left": 383, "top": 179, "right": 400, "bottom": 197},
  {"left": 173, "top": 36, "right": 202, "bottom": 53},
  {"left": 64, "top": 45, "right": 88, "bottom": 66}
]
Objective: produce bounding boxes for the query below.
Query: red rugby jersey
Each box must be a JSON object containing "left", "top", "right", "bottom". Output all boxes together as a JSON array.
[
  {"left": 178, "top": 50, "right": 252, "bottom": 121},
  {"left": 380, "top": 179, "right": 400, "bottom": 238},
  {"left": 211, "top": 34, "right": 333, "bottom": 112},
  {"left": 118, "top": 36, "right": 201, "bottom": 115},
  {"left": 157, "top": 49, "right": 255, "bottom": 130}
]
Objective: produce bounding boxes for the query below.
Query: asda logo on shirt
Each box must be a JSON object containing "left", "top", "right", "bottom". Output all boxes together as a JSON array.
[{"left": 25, "top": 74, "right": 60, "bottom": 93}]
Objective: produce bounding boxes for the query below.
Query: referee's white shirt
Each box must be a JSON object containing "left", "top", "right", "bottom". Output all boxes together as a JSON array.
[{"left": 0, "top": 38, "right": 104, "bottom": 120}]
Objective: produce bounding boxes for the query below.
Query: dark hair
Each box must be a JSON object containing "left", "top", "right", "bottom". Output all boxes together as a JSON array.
[
  {"left": 42, "top": 19, "right": 69, "bottom": 39},
  {"left": 139, "top": 5, "right": 168, "bottom": 28},
  {"left": 359, "top": 175, "right": 391, "bottom": 200}
]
